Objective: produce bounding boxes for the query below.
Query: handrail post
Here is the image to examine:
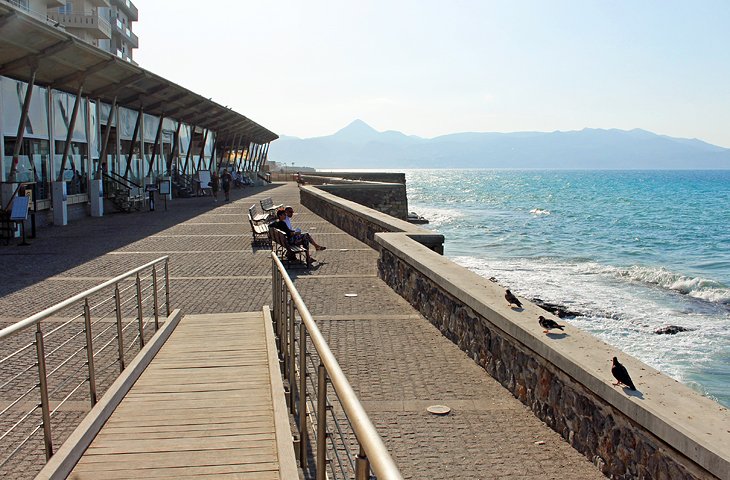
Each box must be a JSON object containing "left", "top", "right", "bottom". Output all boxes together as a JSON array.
[
  {"left": 288, "top": 300, "right": 296, "bottom": 413},
  {"left": 299, "top": 320, "right": 308, "bottom": 469},
  {"left": 35, "top": 324, "right": 53, "bottom": 460},
  {"left": 164, "top": 258, "right": 171, "bottom": 317},
  {"left": 114, "top": 283, "right": 125, "bottom": 372},
  {"left": 135, "top": 273, "right": 144, "bottom": 348},
  {"left": 356, "top": 445, "right": 371, "bottom": 480},
  {"left": 151, "top": 265, "right": 160, "bottom": 330},
  {"left": 317, "top": 362, "right": 327, "bottom": 480},
  {"left": 83, "top": 299, "right": 97, "bottom": 406}
]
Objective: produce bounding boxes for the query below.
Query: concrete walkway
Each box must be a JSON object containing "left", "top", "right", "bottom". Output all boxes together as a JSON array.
[{"left": 0, "top": 182, "right": 604, "bottom": 479}]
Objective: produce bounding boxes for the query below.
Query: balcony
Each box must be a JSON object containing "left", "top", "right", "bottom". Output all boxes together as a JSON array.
[
  {"left": 113, "top": 17, "right": 138, "bottom": 48},
  {"left": 112, "top": 0, "right": 137, "bottom": 21},
  {"left": 48, "top": 11, "right": 112, "bottom": 39},
  {"left": 45, "top": 0, "right": 67, "bottom": 8},
  {"left": 88, "top": 0, "right": 110, "bottom": 6}
]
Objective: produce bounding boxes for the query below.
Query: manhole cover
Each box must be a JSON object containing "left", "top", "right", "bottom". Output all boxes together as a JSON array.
[{"left": 427, "top": 405, "right": 451, "bottom": 415}]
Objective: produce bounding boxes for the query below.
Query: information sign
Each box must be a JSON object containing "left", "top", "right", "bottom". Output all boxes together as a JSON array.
[{"left": 10, "top": 196, "right": 30, "bottom": 221}]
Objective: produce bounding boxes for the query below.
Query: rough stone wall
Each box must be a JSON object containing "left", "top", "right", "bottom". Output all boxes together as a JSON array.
[
  {"left": 378, "top": 248, "right": 713, "bottom": 480},
  {"left": 317, "top": 184, "right": 408, "bottom": 220},
  {"left": 313, "top": 172, "right": 406, "bottom": 184}
]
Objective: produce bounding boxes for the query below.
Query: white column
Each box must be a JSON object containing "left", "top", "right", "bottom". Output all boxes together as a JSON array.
[{"left": 52, "top": 181, "right": 67, "bottom": 225}]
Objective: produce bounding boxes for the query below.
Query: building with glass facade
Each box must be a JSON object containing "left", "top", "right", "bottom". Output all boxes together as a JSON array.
[{"left": 0, "top": 1, "right": 277, "bottom": 226}]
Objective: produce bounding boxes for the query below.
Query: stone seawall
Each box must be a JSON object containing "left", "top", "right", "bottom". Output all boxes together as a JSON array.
[
  {"left": 300, "top": 185, "right": 443, "bottom": 253},
  {"left": 301, "top": 183, "right": 730, "bottom": 480}
]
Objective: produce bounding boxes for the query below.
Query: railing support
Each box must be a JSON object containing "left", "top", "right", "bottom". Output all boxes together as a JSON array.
[
  {"left": 317, "top": 362, "right": 327, "bottom": 480},
  {"left": 299, "top": 321, "right": 308, "bottom": 469},
  {"left": 288, "top": 298, "right": 296, "bottom": 413},
  {"left": 164, "top": 258, "right": 171, "bottom": 317},
  {"left": 356, "top": 446, "right": 371, "bottom": 480},
  {"left": 135, "top": 273, "right": 144, "bottom": 348},
  {"left": 114, "top": 283, "right": 125, "bottom": 372},
  {"left": 35, "top": 325, "right": 53, "bottom": 460},
  {"left": 83, "top": 299, "right": 97, "bottom": 406},
  {"left": 152, "top": 265, "right": 160, "bottom": 330}
]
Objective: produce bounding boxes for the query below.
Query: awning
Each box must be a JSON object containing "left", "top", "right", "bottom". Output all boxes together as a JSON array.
[{"left": 0, "top": 4, "right": 277, "bottom": 147}]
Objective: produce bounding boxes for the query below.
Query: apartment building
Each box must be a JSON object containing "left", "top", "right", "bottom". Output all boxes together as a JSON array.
[{"left": 2, "top": 0, "right": 138, "bottom": 62}]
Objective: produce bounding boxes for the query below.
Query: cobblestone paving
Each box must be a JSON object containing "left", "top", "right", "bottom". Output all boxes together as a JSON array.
[{"left": 0, "top": 182, "right": 604, "bottom": 479}]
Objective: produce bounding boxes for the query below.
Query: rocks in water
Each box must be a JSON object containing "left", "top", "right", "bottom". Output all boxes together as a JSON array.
[
  {"left": 533, "top": 298, "right": 582, "bottom": 319},
  {"left": 654, "top": 325, "right": 693, "bottom": 335}
]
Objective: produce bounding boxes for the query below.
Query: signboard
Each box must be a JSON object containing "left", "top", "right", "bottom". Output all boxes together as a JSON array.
[
  {"left": 10, "top": 196, "right": 30, "bottom": 221},
  {"left": 159, "top": 179, "right": 171, "bottom": 195},
  {"left": 198, "top": 170, "right": 211, "bottom": 188}
]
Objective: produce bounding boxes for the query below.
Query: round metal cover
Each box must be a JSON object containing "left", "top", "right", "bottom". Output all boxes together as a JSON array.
[{"left": 427, "top": 405, "right": 451, "bottom": 415}]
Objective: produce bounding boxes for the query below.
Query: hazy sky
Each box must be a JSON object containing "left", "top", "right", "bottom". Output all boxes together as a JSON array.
[{"left": 133, "top": 1, "right": 730, "bottom": 147}]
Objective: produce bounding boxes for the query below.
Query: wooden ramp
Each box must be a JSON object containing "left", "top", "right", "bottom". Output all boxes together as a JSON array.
[{"left": 68, "top": 312, "right": 298, "bottom": 480}]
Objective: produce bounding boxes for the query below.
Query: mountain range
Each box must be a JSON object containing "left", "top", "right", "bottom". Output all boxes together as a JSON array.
[{"left": 267, "top": 119, "right": 730, "bottom": 169}]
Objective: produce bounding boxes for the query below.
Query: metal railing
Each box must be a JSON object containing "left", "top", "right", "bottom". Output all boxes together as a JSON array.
[
  {"left": 0, "top": 257, "right": 171, "bottom": 479},
  {"left": 271, "top": 252, "right": 402, "bottom": 480}
]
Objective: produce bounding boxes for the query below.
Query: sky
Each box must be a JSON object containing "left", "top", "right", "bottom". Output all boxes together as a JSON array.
[{"left": 133, "top": 1, "right": 730, "bottom": 147}]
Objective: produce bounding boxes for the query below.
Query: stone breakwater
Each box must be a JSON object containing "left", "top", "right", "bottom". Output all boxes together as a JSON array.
[{"left": 300, "top": 183, "right": 730, "bottom": 480}]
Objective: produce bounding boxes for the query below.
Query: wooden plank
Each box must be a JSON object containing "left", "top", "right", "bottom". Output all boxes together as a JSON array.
[{"left": 71, "top": 463, "right": 280, "bottom": 479}]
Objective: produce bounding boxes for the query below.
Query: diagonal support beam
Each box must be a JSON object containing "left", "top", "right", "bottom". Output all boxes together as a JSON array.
[
  {"left": 57, "top": 83, "right": 84, "bottom": 181},
  {"left": 147, "top": 115, "right": 164, "bottom": 177},
  {"left": 8, "top": 67, "right": 37, "bottom": 181},
  {"left": 123, "top": 108, "right": 142, "bottom": 179},
  {"left": 97, "top": 97, "right": 117, "bottom": 178}
]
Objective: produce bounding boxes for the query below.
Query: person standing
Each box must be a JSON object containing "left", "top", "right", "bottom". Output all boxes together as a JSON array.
[
  {"left": 211, "top": 171, "right": 220, "bottom": 202},
  {"left": 221, "top": 169, "right": 232, "bottom": 202}
]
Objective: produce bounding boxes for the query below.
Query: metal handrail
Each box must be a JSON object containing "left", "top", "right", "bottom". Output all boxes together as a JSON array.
[
  {"left": 271, "top": 252, "right": 402, "bottom": 480},
  {"left": 0, "top": 256, "right": 171, "bottom": 477},
  {"left": 0, "top": 257, "right": 167, "bottom": 341}
]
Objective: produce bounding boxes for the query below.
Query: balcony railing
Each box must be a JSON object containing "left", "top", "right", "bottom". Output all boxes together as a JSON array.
[
  {"left": 113, "top": 17, "right": 138, "bottom": 48},
  {"left": 47, "top": 11, "right": 112, "bottom": 39},
  {"left": 113, "top": 0, "right": 137, "bottom": 21}
]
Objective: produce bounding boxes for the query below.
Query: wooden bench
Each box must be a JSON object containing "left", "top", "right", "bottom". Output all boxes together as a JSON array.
[
  {"left": 260, "top": 197, "right": 283, "bottom": 215},
  {"left": 249, "top": 204, "right": 269, "bottom": 224},
  {"left": 270, "top": 228, "right": 308, "bottom": 268},
  {"left": 248, "top": 214, "right": 270, "bottom": 246}
]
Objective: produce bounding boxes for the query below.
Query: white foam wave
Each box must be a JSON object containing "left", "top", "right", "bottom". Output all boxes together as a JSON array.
[
  {"left": 529, "top": 208, "right": 551, "bottom": 216},
  {"left": 606, "top": 265, "right": 730, "bottom": 304}
]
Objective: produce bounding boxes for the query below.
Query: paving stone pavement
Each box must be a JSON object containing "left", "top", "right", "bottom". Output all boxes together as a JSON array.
[{"left": 0, "top": 182, "right": 605, "bottom": 479}]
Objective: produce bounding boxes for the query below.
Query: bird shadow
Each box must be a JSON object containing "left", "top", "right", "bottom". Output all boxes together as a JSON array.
[
  {"left": 546, "top": 332, "right": 568, "bottom": 339},
  {"left": 624, "top": 388, "right": 644, "bottom": 400},
  {"left": 510, "top": 306, "right": 524, "bottom": 312}
]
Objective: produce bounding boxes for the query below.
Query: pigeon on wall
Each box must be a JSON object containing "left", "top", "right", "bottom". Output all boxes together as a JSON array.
[
  {"left": 505, "top": 289, "right": 522, "bottom": 308},
  {"left": 538, "top": 316, "right": 565, "bottom": 333},
  {"left": 611, "top": 357, "right": 636, "bottom": 390}
]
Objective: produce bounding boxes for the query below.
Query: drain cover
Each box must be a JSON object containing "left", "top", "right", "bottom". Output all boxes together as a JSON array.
[{"left": 427, "top": 405, "right": 451, "bottom": 415}]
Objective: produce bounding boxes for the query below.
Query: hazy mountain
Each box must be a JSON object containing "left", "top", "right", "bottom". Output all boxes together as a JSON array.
[{"left": 268, "top": 119, "right": 730, "bottom": 169}]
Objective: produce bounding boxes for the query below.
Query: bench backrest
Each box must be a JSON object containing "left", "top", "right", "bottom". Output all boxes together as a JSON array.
[{"left": 260, "top": 197, "right": 274, "bottom": 210}]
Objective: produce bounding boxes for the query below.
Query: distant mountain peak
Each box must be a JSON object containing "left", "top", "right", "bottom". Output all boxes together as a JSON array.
[{"left": 333, "top": 119, "right": 380, "bottom": 139}]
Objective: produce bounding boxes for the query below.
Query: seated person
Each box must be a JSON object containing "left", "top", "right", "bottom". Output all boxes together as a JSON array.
[
  {"left": 270, "top": 209, "right": 317, "bottom": 265},
  {"left": 284, "top": 206, "right": 326, "bottom": 251}
]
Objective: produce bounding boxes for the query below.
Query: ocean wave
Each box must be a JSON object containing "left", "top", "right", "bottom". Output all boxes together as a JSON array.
[
  {"left": 529, "top": 208, "right": 551, "bottom": 215},
  {"left": 614, "top": 266, "right": 730, "bottom": 304}
]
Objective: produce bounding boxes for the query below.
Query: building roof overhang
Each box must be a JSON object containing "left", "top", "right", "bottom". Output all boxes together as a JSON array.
[{"left": 0, "top": 5, "right": 277, "bottom": 147}]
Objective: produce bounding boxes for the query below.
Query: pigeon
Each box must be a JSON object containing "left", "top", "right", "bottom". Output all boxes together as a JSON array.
[
  {"left": 538, "top": 315, "right": 565, "bottom": 333},
  {"left": 505, "top": 289, "right": 522, "bottom": 308},
  {"left": 611, "top": 357, "right": 636, "bottom": 390}
]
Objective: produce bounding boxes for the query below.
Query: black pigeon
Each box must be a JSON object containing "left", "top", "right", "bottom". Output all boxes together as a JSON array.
[
  {"left": 538, "top": 316, "right": 565, "bottom": 333},
  {"left": 504, "top": 289, "right": 522, "bottom": 308},
  {"left": 611, "top": 357, "right": 636, "bottom": 390}
]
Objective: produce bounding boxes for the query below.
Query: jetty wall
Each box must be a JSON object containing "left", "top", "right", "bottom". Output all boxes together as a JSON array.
[
  {"left": 299, "top": 172, "right": 409, "bottom": 219},
  {"left": 301, "top": 184, "right": 730, "bottom": 480}
]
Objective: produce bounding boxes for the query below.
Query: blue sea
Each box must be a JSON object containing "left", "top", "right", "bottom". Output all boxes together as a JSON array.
[{"left": 405, "top": 169, "right": 730, "bottom": 407}]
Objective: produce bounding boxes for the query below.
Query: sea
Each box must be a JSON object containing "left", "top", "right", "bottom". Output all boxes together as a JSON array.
[{"left": 404, "top": 169, "right": 730, "bottom": 407}]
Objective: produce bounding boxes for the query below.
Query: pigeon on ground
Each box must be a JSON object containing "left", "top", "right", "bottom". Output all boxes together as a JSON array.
[
  {"left": 538, "top": 316, "right": 565, "bottom": 333},
  {"left": 505, "top": 289, "right": 522, "bottom": 308},
  {"left": 611, "top": 357, "right": 636, "bottom": 390}
]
